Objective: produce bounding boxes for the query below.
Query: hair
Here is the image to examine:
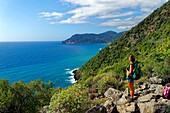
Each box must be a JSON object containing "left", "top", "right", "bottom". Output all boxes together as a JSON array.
[{"left": 129, "top": 54, "right": 135, "bottom": 62}]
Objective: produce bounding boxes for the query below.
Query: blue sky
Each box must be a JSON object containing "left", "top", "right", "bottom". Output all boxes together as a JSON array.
[{"left": 0, "top": 0, "right": 168, "bottom": 41}]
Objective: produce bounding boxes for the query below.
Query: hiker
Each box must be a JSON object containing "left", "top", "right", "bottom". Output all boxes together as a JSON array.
[{"left": 126, "top": 54, "right": 135, "bottom": 101}]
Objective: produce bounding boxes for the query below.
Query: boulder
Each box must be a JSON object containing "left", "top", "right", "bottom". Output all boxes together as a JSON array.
[
  {"left": 85, "top": 105, "right": 107, "bottom": 113},
  {"left": 149, "top": 77, "right": 162, "bottom": 84},
  {"left": 103, "top": 100, "right": 119, "bottom": 113},
  {"left": 137, "top": 93, "right": 156, "bottom": 103},
  {"left": 155, "top": 85, "right": 164, "bottom": 96},
  {"left": 141, "top": 83, "right": 150, "bottom": 90},
  {"left": 153, "top": 99, "right": 170, "bottom": 113},
  {"left": 137, "top": 100, "right": 156, "bottom": 113},
  {"left": 104, "top": 88, "right": 123, "bottom": 102},
  {"left": 137, "top": 98, "right": 170, "bottom": 113}
]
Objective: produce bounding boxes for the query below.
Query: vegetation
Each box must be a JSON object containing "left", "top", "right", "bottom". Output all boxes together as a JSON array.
[
  {"left": 77, "top": 0, "right": 170, "bottom": 81},
  {"left": 62, "top": 31, "right": 124, "bottom": 44},
  {"left": 48, "top": 84, "right": 90, "bottom": 113},
  {"left": 0, "top": 79, "right": 56, "bottom": 113},
  {"left": 1, "top": 1, "right": 170, "bottom": 112}
]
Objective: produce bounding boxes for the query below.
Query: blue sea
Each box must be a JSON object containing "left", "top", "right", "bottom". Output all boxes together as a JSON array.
[{"left": 0, "top": 42, "right": 108, "bottom": 88}]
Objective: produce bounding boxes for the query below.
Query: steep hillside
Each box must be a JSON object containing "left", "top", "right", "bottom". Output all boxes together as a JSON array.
[
  {"left": 77, "top": 0, "right": 170, "bottom": 78},
  {"left": 62, "top": 31, "right": 124, "bottom": 44},
  {"left": 47, "top": 1, "right": 170, "bottom": 113}
]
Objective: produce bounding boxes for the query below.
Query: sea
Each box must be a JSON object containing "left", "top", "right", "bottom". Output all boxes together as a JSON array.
[{"left": 0, "top": 42, "right": 108, "bottom": 88}]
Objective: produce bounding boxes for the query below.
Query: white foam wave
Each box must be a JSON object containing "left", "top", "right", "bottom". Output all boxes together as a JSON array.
[
  {"left": 68, "top": 68, "right": 79, "bottom": 76},
  {"left": 66, "top": 68, "right": 79, "bottom": 84},
  {"left": 64, "top": 68, "right": 70, "bottom": 71}
]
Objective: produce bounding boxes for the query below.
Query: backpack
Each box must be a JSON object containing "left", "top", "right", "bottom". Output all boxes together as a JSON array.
[
  {"left": 164, "top": 86, "right": 170, "bottom": 98},
  {"left": 126, "top": 62, "right": 142, "bottom": 80},
  {"left": 133, "top": 63, "right": 143, "bottom": 80}
]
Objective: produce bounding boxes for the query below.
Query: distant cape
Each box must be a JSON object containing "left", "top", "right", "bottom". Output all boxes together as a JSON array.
[{"left": 62, "top": 31, "right": 124, "bottom": 44}]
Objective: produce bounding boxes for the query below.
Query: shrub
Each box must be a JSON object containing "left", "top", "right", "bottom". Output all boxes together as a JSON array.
[
  {"left": 0, "top": 79, "right": 55, "bottom": 113},
  {"left": 93, "top": 73, "right": 124, "bottom": 92},
  {"left": 48, "top": 84, "right": 90, "bottom": 113}
]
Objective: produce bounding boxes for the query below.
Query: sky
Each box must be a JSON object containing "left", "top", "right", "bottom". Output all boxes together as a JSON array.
[{"left": 0, "top": 0, "right": 168, "bottom": 41}]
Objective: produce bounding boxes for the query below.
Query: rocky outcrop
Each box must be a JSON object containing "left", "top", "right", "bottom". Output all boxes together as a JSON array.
[
  {"left": 87, "top": 77, "right": 170, "bottom": 113},
  {"left": 85, "top": 105, "right": 107, "bottom": 113},
  {"left": 73, "top": 70, "right": 82, "bottom": 81},
  {"left": 104, "top": 88, "right": 123, "bottom": 102}
]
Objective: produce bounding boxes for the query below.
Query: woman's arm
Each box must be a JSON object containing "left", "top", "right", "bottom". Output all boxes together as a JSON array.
[
  {"left": 129, "top": 64, "right": 133, "bottom": 74},
  {"left": 127, "top": 64, "right": 134, "bottom": 76}
]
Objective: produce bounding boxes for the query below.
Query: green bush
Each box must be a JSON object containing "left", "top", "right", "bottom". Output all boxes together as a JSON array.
[
  {"left": 84, "top": 76, "right": 94, "bottom": 87},
  {"left": 48, "top": 84, "right": 90, "bottom": 113},
  {"left": 98, "top": 66, "right": 114, "bottom": 74},
  {"left": 0, "top": 79, "right": 55, "bottom": 113},
  {"left": 93, "top": 73, "right": 124, "bottom": 92}
]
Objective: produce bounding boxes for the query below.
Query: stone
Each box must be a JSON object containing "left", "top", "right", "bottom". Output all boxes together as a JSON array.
[
  {"left": 116, "top": 96, "right": 128, "bottom": 105},
  {"left": 137, "top": 101, "right": 155, "bottom": 113},
  {"left": 155, "top": 85, "right": 164, "bottom": 96},
  {"left": 149, "top": 84, "right": 158, "bottom": 92},
  {"left": 149, "top": 77, "right": 162, "bottom": 84},
  {"left": 85, "top": 105, "right": 107, "bottom": 113},
  {"left": 141, "top": 83, "right": 150, "bottom": 90},
  {"left": 103, "top": 100, "right": 119, "bottom": 113},
  {"left": 153, "top": 99, "right": 170, "bottom": 113},
  {"left": 137, "top": 93, "right": 156, "bottom": 103},
  {"left": 126, "top": 102, "right": 136, "bottom": 112},
  {"left": 89, "top": 88, "right": 98, "bottom": 93},
  {"left": 143, "top": 89, "right": 150, "bottom": 95},
  {"left": 39, "top": 105, "right": 48, "bottom": 113},
  {"left": 116, "top": 104, "right": 126, "bottom": 113},
  {"left": 73, "top": 70, "right": 82, "bottom": 81},
  {"left": 104, "top": 88, "right": 123, "bottom": 102}
]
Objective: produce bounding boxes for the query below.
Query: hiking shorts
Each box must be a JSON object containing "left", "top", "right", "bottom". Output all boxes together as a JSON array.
[{"left": 126, "top": 76, "right": 134, "bottom": 82}]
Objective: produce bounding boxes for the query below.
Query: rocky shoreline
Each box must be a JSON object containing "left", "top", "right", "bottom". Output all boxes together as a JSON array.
[{"left": 73, "top": 69, "right": 82, "bottom": 81}]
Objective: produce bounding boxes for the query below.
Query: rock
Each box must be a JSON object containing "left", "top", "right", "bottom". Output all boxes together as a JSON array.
[
  {"left": 153, "top": 99, "right": 170, "bottom": 113},
  {"left": 117, "top": 102, "right": 140, "bottom": 113},
  {"left": 162, "top": 76, "right": 170, "bottom": 85},
  {"left": 137, "top": 96, "right": 170, "bottom": 113},
  {"left": 124, "top": 88, "right": 130, "bottom": 96},
  {"left": 73, "top": 70, "right": 82, "bottom": 81},
  {"left": 89, "top": 88, "right": 98, "bottom": 93},
  {"left": 104, "top": 88, "right": 123, "bottom": 102},
  {"left": 155, "top": 85, "right": 164, "bottom": 96},
  {"left": 137, "top": 101, "right": 155, "bottom": 113},
  {"left": 103, "top": 100, "right": 119, "bottom": 113},
  {"left": 126, "top": 102, "right": 136, "bottom": 112},
  {"left": 141, "top": 83, "right": 150, "bottom": 90},
  {"left": 137, "top": 93, "right": 156, "bottom": 103},
  {"left": 142, "top": 89, "right": 150, "bottom": 95},
  {"left": 149, "top": 77, "right": 162, "bottom": 84},
  {"left": 135, "top": 89, "right": 142, "bottom": 96},
  {"left": 149, "top": 84, "right": 159, "bottom": 92},
  {"left": 85, "top": 105, "right": 107, "bottom": 113},
  {"left": 39, "top": 105, "right": 48, "bottom": 113},
  {"left": 116, "top": 96, "right": 128, "bottom": 105}
]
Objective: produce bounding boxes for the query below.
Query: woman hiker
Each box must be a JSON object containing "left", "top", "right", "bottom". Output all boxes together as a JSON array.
[{"left": 126, "top": 54, "right": 135, "bottom": 101}]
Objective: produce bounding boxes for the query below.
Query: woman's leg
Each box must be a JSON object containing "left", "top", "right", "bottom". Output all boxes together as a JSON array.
[{"left": 128, "top": 81, "right": 134, "bottom": 99}]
